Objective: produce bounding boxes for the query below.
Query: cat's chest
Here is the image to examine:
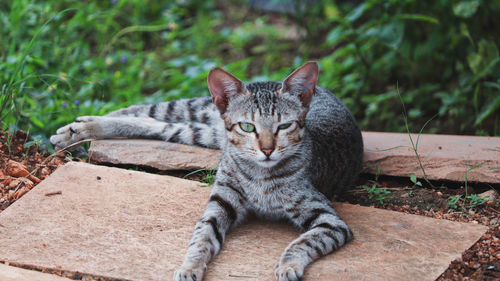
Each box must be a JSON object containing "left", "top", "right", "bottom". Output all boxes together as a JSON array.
[{"left": 241, "top": 179, "right": 298, "bottom": 218}]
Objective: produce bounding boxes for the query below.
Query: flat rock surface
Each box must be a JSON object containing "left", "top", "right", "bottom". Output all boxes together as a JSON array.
[
  {"left": 0, "top": 162, "right": 487, "bottom": 281},
  {"left": 363, "top": 132, "right": 500, "bottom": 183},
  {"left": 0, "top": 263, "right": 69, "bottom": 281},
  {"left": 89, "top": 139, "right": 221, "bottom": 170},
  {"left": 89, "top": 132, "right": 500, "bottom": 183}
]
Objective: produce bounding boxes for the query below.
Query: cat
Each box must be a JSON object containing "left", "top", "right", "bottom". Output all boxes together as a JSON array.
[{"left": 50, "top": 62, "right": 364, "bottom": 281}]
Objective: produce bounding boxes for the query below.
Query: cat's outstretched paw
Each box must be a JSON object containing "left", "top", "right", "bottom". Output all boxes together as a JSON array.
[
  {"left": 50, "top": 116, "right": 104, "bottom": 151},
  {"left": 274, "top": 263, "right": 304, "bottom": 281},
  {"left": 173, "top": 264, "right": 206, "bottom": 281}
]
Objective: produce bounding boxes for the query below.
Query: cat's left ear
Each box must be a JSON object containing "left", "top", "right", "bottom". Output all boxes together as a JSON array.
[
  {"left": 282, "top": 61, "right": 318, "bottom": 107},
  {"left": 207, "top": 68, "right": 245, "bottom": 114}
]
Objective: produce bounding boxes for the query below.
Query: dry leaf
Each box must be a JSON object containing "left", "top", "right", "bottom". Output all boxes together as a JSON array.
[{"left": 6, "top": 160, "right": 41, "bottom": 183}]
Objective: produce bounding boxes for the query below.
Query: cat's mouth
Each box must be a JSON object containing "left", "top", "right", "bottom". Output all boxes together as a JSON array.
[{"left": 257, "top": 158, "right": 278, "bottom": 168}]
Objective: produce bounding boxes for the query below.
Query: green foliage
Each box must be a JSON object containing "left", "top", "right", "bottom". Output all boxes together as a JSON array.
[
  {"left": 447, "top": 194, "right": 462, "bottom": 210},
  {"left": 465, "top": 194, "right": 488, "bottom": 210},
  {"left": 1, "top": 0, "right": 499, "bottom": 146},
  {"left": 447, "top": 194, "right": 488, "bottom": 213},
  {"left": 199, "top": 168, "right": 217, "bottom": 187},
  {"left": 184, "top": 168, "right": 217, "bottom": 187},
  {"left": 362, "top": 183, "right": 392, "bottom": 206},
  {"left": 310, "top": 0, "right": 500, "bottom": 135},
  {"left": 361, "top": 165, "right": 392, "bottom": 205},
  {"left": 447, "top": 160, "right": 488, "bottom": 213},
  {"left": 410, "top": 174, "right": 422, "bottom": 187}
]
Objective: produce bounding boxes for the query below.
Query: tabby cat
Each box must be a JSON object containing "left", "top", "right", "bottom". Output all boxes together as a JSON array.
[{"left": 50, "top": 62, "right": 363, "bottom": 281}]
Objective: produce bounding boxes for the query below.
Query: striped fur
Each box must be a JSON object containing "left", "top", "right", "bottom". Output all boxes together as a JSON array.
[{"left": 50, "top": 62, "right": 363, "bottom": 281}]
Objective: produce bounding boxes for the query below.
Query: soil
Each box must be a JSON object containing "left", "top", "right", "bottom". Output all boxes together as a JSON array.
[
  {"left": 0, "top": 129, "right": 499, "bottom": 280},
  {"left": 338, "top": 175, "right": 500, "bottom": 281},
  {"left": 0, "top": 130, "right": 67, "bottom": 212}
]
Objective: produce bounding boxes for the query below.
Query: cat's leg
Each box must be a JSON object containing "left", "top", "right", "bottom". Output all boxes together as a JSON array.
[
  {"left": 174, "top": 182, "right": 247, "bottom": 281},
  {"left": 50, "top": 97, "right": 222, "bottom": 150},
  {"left": 276, "top": 191, "right": 353, "bottom": 281},
  {"left": 50, "top": 115, "right": 224, "bottom": 150}
]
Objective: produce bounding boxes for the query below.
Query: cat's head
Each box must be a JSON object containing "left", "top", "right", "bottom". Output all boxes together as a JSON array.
[{"left": 207, "top": 62, "right": 318, "bottom": 168}]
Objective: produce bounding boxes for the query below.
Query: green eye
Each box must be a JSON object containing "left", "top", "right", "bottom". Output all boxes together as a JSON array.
[
  {"left": 278, "top": 123, "right": 292, "bottom": 130},
  {"left": 239, "top": 122, "right": 255, "bottom": 132}
]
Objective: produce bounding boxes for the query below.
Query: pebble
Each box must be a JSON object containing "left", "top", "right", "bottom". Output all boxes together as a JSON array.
[{"left": 478, "top": 189, "right": 499, "bottom": 202}]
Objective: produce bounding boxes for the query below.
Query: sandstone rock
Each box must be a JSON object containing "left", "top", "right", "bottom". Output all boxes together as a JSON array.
[
  {"left": 0, "top": 263, "right": 69, "bottom": 281},
  {"left": 89, "top": 139, "right": 221, "bottom": 170},
  {"left": 0, "top": 162, "right": 488, "bottom": 281},
  {"left": 478, "top": 189, "right": 499, "bottom": 202},
  {"left": 88, "top": 132, "right": 500, "bottom": 184},
  {"left": 362, "top": 132, "right": 500, "bottom": 184}
]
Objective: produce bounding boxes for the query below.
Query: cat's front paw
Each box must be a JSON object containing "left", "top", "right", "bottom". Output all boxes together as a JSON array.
[
  {"left": 173, "top": 264, "right": 206, "bottom": 281},
  {"left": 50, "top": 116, "right": 104, "bottom": 150},
  {"left": 274, "top": 262, "right": 304, "bottom": 281}
]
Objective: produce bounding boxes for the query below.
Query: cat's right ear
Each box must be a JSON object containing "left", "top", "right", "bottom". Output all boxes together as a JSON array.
[
  {"left": 207, "top": 68, "right": 245, "bottom": 114},
  {"left": 282, "top": 61, "right": 318, "bottom": 107}
]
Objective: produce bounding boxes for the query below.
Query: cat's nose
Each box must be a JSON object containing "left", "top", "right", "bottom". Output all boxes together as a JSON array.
[{"left": 261, "top": 147, "right": 274, "bottom": 157}]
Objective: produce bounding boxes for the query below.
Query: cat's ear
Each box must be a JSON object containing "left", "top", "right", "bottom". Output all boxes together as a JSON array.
[
  {"left": 282, "top": 61, "right": 318, "bottom": 107},
  {"left": 207, "top": 68, "right": 245, "bottom": 113}
]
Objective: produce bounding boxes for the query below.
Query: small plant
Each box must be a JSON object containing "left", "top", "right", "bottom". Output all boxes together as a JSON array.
[
  {"left": 361, "top": 164, "right": 392, "bottom": 205},
  {"left": 446, "top": 160, "right": 488, "bottom": 214},
  {"left": 23, "top": 138, "right": 43, "bottom": 150},
  {"left": 397, "top": 85, "right": 437, "bottom": 189},
  {"left": 408, "top": 190, "right": 414, "bottom": 198},
  {"left": 362, "top": 183, "right": 392, "bottom": 205},
  {"left": 463, "top": 161, "right": 484, "bottom": 198},
  {"left": 5, "top": 131, "right": 13, "bottom": 156},
  {"left": 184, "top": 168, "right": 217, "bottom": 187},
  {"left": 466, "top": 194, "right": 488, "bottom": 210},
  {"left": 410, "top": 174, "right": 422, "bottom": 187},
  {"left": 447, "top": 195, "right": 462, "bottom": 211},
  {"left": 447, "top": 194, "right": 488, "bottom": 213},
  {"left": 362, "top": 183, "right": 393, "bottom": 206},
  {"left": 199, "top": 168, "right": 217, "bottom": 187}
]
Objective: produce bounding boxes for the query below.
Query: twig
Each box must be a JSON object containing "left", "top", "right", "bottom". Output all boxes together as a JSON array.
[
  {"left": 44, "top": 191, "right": 62, "bottom": 197},
  {"left": 25, "top": 138, "right": 95, "bottom": 179}
]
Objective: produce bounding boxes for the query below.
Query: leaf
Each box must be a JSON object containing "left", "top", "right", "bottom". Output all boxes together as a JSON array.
[
  {"left": 29, "top": 115, "right": 44, "bottom": 129},
  {"left": 475, "top": 95, "right": 500, "bottom": 125},
  {"left": 397, "top": 14, "right": 439, "bottom": 24},
  {"left": 373, "top": 21, "right": 404, "bottom": 49},
  {"left": 410, "top": 174, "right": 417, "bottom": 184},
  {"left": 472, "top": 57, "right": 500, "bottom": 83},
  {"left": 467, "top": 40, "right": 499, "bottom": 75},
  {"left": 325, "top": 26, "right": 352, "bottom": 45},
  {"left": 346, "top": 3, "right": 367, "bottom": 23},
  {"left": 324, "top": 3, "right": 340, "bottom": 20},
  {"left": 453, "top": 0, "right": 480, "bottom": 18}
]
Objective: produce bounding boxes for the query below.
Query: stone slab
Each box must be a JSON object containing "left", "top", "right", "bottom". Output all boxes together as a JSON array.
[
  {"left": 0, "top": 263, "right": 69, "bottom": 281},
  {"left": 0, "top": 162, "right": 488, "bottom": 280},
  {"left": 89, "top": 132, "right": 500, "bottom": 183},
  {"left": 89, "top": 139, "right": 221, "bottom": 170},
  {"left": 363, "top": 132, "right": 500, "bottom": 183}
]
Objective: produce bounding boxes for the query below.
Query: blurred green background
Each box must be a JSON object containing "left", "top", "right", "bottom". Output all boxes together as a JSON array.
[{"left": 1, "top": 0, "right": 499, "bottom": 149}]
